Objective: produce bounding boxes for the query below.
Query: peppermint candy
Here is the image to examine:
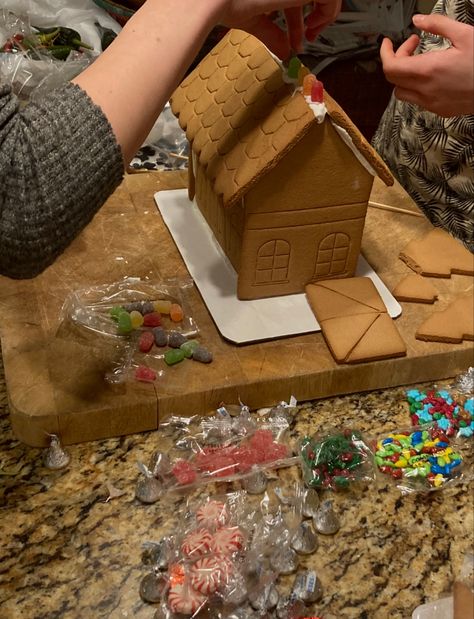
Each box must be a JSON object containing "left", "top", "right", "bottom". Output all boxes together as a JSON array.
[
  {"left": 211, "top": 526, "right": 244, "bottom": 555},
  {"left": 168, "top": 582, "right": 206, "bottom": 614},
  {"left": 190, "top": 555, "right": 233, "bottom": 595},
  {"left": 196, "top": 500, "right": 229, "bottom": 529},
  {"left": 181, "top": 528, "right": 213, "bottom": 558}
]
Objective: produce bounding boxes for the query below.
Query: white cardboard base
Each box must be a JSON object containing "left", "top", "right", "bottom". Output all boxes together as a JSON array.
[{"left": 155, "top": 189, "right": 402, "bottom": 344}]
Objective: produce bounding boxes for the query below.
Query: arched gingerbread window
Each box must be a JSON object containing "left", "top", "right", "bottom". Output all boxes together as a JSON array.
[
  {"left": 254, "top": 239, "right": 290, "bottom": 284},
  {"left": 314, "top": 233, "right": 350, "bottom": 277}
]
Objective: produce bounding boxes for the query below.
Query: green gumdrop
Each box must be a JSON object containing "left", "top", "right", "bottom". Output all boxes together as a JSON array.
[
  {"left": 180, "top": 339, "right": 200, "bottom": 358},
  {"left": 164, "top": 348, "right": 185, "bottom": 366},
  {"left": 110, "top": 305, "right": 126, "bottom": 321},
  {"left": 117, "top": 311, "right": 132, "bottom": 334},
  {"left": 287, "top": 56, "right": 301, "bottom": 78}
]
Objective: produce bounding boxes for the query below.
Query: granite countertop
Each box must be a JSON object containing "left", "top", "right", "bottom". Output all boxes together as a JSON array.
[{"left": 0, "top": 348, "right": 472, "bottom": 619}]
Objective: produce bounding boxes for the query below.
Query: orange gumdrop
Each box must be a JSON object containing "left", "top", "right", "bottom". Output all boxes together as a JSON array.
[
  {"left": 169, "top": 303, "right": 184, "bottom": 322},
  {"left": 303, "top": 73, "right": 316, "bottom": 96}
]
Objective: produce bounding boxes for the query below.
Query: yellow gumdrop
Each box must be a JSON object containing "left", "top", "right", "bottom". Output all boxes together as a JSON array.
[
  {"left": 130, "top": 310, "right": 144, "bottom": 329},
  {"left": 154, "top": 299, "right": 172, "bottom": 314}
]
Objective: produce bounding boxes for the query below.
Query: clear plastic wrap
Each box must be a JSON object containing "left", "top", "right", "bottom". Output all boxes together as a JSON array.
[
  {"left": 299, "top": 428, "right": 375, "bottom": 491},
  {"left": 406, "top": 377, "right": 474, "bottom": 440},
  {"left": 1, "top": 10, "right": 95, "bottom": 102},
  {"left": 57, "top": 277, "right": 202, "bottom": 384},
  {"left": 373, "top": 423, "right": 471, "bottom": 494}
]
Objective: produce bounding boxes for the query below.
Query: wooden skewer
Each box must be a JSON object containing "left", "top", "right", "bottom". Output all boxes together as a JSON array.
[
  {"left": 368, "top": 200, "right": 424, "bottom": 218},
  {"left": 166, "top": 151, "right": 189, "bottom": 161}
]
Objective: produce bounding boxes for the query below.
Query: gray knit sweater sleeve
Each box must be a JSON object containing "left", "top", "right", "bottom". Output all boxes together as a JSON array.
[{"left": 0, "top": 81, "right": 124, "bottom": 279}]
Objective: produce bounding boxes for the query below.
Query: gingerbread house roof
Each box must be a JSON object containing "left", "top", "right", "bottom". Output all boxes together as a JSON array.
[{"left": 171, "top": 29, "right": 393, "bottom": 208}]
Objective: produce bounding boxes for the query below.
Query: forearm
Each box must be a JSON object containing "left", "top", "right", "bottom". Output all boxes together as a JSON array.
[{"left": 73, "top": 0, "right": 223, "bottom": 164}]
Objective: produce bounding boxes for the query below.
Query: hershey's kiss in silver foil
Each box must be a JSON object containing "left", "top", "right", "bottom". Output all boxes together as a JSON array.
[
  {"left": 224, "top": 605, "right": 259, "bottom": 619},
  {"left": 313, "top": 499, "right": 340, "bottom": 535},
  {"left": 135, "top": 462, "right": 162, "bottom": 504},
  {"left": 454, "top": 366, "right": 474, "bottom": 395},
  {"left": 141, "top": 538, "right": 171, "bottom": 570},
  {"left": 149, "top": 451, "right": 171, "bottom": 479},
  {"left": 302, "top": 487, "right": 320, "bottom": 519},
  {"left": 139, "top": 571, "right": 166, "bottom": 604},
  {"left": 276, "top": 596, "right": 306, "bottom": 619},
  {"left": 222, "top": 573, "right": 248, "bottom": 607},
  {"left": 43, "top": 434, "right": 70, "bottom": 470},
  {"left": 290, "top": 520, "right": 318, "bottom": 555},
  {"left": 291, "top": 569, "right": 323, "bottom": 604},
  {"left": 242, "top": 470, "right": 268, "bottom": 494},
  {"left": 248, "top": 582, "right": 279, "bottom": 611},
  {"left": 270, "top": 545, "right": 299, "bottom": 575}
]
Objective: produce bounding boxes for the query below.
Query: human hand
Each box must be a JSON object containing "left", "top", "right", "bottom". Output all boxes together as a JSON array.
[
  {"left": 305, "top": 0, "right": 342, "bottom": 41},
  {"left": 380, "top": 13, "right": 474, "bottom": 116}
]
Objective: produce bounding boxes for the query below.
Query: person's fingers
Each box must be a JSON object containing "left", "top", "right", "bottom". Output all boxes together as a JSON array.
[
  {"left": 243, "top": 14, "right": 291, "bottom": 59},
  {"left": 393, "top": 86, "right": 424, "bottom": 108},
  {"left": 380, "top": 37, "right": 396, "bottom": 64},
  {"left": 284, "top": 7, "right": 304, "bottom": 53},
  {"left": 412, "top": 12, "right": 472, "bottom": 45},
  {"left": 394, "top": 33, "right": 420, "bottom": 57}
]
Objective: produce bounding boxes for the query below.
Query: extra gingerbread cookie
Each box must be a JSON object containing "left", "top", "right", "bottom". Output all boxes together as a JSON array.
[
  {"left": 392, "top": 273, "right": 438, "bottom": 304},
  {"left": 399, "top": 229, "right": 474, "bottom": 278},
  {"left": 306, "top": 277, "right": 406, "bottom": 364},
  {"left": 416, "top": 295, "right": 474, "bottom": 343}
]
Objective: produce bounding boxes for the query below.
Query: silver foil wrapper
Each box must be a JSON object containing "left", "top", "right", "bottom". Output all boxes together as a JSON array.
[
  {"left": 139, "top": 571, "right": 166, "bottom": 603},
  {"left": 149, "top": 451, "right": 172, "bottom": 479},
  {"left": 291, "top": 569, "right": 323, "bottom": 604},
  {"left": 242, "top": 470, "right": 268, "bottom": 494},
  {"left": 290, "top": 521, "right": 318, "bottom": 555},
  {"left": 454, "top": 366, "right": 474, "bottom": 395},
  {"left": 135, "top": 474, "right": 162, "bottom": 504},
  {"left": 270, "top": 545, "right": 299, "bottom": 575},
  {"left": 302, "top": 487, "right": 320, "bottom": 519},
  {"left": 248, "top": 582, "right": 279, "bottom": 611},
  {"left": 43, "top": 434, "right": 70, "bottom": 470},
  {"left": 313, "top": 499, "right": 340, "bottom": 535},
  {"left": 276, "top": 596, "right": 307, "bottom": 619},
  {"left": 141, "top": 538, "right": 171, "bottom": 570}
]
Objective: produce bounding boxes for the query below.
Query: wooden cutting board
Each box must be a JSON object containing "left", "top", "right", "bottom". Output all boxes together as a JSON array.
[{"left": 1, "top": 171, "right": 472, "bottom": 446}]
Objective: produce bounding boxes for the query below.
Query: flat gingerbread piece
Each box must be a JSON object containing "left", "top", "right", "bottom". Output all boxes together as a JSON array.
[
  {"left": 399, "top": 228, "right": 474, "bottom": 278},
  {"left": 392, "top": 273, "right": 438, "bottom": 304},
  {"left": 416, "top": 295, "right": 474, "bottom": 343},
  {"left": 306, "top": 277, "right": 406, "bottom": 364}
]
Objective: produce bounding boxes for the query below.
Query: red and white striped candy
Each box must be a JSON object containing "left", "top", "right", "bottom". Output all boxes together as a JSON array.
[
  {"left": 181, "top": 528, "right": 213, "bottom": 558},
  {"left": 168, "top": 582, "right": 206, "bottom": 614},
  {"left": 211, "top": 526, "right": 244, "bottom": 555},
  {"left": 190, "top": 555, "right": 233, "bottom": 595},
  {"left": 196, "top": 500, "right": 229, "bottom": 529}
]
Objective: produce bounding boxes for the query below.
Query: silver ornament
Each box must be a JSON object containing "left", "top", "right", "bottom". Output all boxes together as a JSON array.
[
  {"left": 43, "top": 434, "right": 70, "bottom": 470},
  {"left": 139, "top": 571, "right": 166, "bottom": 603},
  {"left": 242, "top": 470, "right": 268, "bottom": 494},
  {"left": 313, "top": 500, "right": 340, "bottom": 535},
  {"left": 291, "top": 570, "right": 323, "bottom": 604},
  {"left": 302, "top": 487, "right": 320, "bottom": 519},
  {"left": 290, "top": 521, "right": 318, "bottom": 555}
]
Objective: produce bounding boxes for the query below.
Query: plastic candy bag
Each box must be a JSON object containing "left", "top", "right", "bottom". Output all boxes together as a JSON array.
[
  {"left": 374, "top": 423, "right": 471, "bottom": 494},
  {"left": 299, "top": 428, "right": 375, "bottom": 491}
]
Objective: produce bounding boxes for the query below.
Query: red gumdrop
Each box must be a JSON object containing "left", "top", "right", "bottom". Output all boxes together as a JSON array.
[
  {"left": 143, "top": 312, "right": 161, "bottom": 327},
  {"left": 134, "top": 365, "right": 157, "bottom": 382},
  {"left": 172, "top": 460, "right": 197, "bottom": 485},
  {"left": 311, "top": 79, "right": 324, "bottom": 103},
  {"left": 138, "top": 331, "right": 155, "bottom": 353}
]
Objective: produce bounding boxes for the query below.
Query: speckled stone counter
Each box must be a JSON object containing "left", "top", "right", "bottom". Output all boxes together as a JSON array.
[{"left": 0, "top": 347, "right": 472, "bottom": 619}]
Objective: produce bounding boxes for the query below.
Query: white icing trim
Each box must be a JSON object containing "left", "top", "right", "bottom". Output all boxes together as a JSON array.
[
  {"left": 303, "top": 94, "right": 327, "bottom": 124},
  {"left": 330, "top": 122, "right": 377, "bottom": 177}
]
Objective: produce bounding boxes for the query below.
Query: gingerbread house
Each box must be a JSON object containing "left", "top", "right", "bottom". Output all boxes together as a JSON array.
[{"left": 171, "top": 29, "right": 394, "bottom": 300}]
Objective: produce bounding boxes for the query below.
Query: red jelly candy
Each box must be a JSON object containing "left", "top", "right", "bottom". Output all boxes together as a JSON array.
[
  {"left": 143, "top": 312, "right": 161, "bottom": 327},
  {"left": 311, "top": 79, "right": 324, "bottom": 103},
  {"left": 134, "top": 365, "right": 157, "bottom": 382},
  {"left": 139, "top": 330, "right": 155, "bottom": 353}
]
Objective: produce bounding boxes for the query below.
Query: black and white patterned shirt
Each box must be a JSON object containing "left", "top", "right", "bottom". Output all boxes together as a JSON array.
[{"left": 373, "top": 0, "right": 474, "bottom": 252}]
